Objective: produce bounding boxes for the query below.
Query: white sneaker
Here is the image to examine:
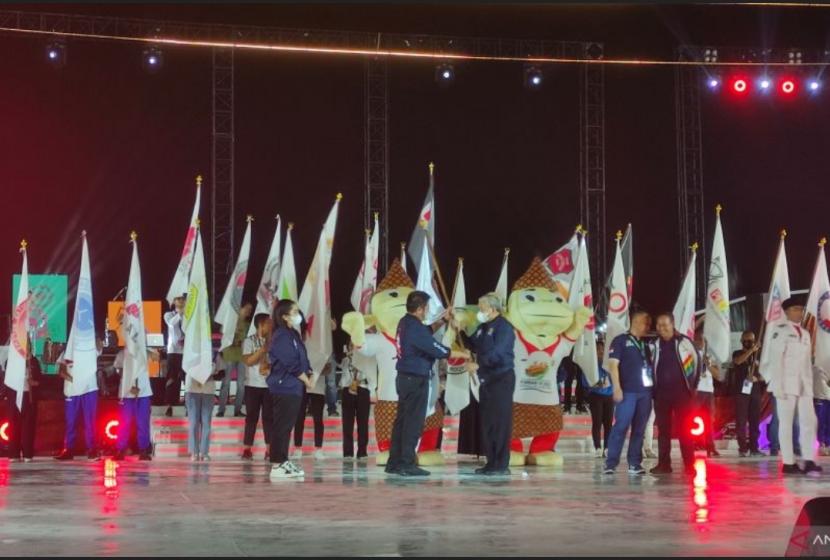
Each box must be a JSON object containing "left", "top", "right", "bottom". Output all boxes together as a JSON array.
[
  {"left": 191, "top": 454, "right": 200, "bottom": 462},
  {"left": 285, "top": 461, "right": 305, "bottom": 477},
  {"left": 23, "top": 458, "right": 33, "bottom": 463},
  {"left": 201, "top": 455, "right": 211, "bottom": 462},
  {"left": 313, "top": 449, "right": 325, "bottom": 461},
  {"left": 291, "top": 448, "right": 303, "bottom": 460},
  {"left": 270, "top": 463, "right": 293, "bottom": 480},
  {"left": 594, "top": 448, "right": 603, "bottom": 459},
  {"left": 643, "top": 448, "right": 657, "bottom": 459}
]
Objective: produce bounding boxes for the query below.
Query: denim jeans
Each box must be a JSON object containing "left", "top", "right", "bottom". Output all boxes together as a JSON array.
[
  {"left": 185, "top": 392, "right": 214, "bottom": 456},
  {"left": 816, "top": 399, "right": 830, "bottom": 446},
  {"left": 605, "top": 390, "right": 653, "bottom": 470},
  {"left": 217, "top": 361, "right": 245, "bottom": 415},
  {"left": 768, "top": 395, "right": 801, "bottom": 455},
  {"left": 325, "top": 373, "right": 338, "bottom": 413}
]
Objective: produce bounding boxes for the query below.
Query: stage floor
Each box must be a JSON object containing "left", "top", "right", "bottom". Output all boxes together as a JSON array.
[{"left": 0, "top": 453, "right": 827, "bottom": 556}]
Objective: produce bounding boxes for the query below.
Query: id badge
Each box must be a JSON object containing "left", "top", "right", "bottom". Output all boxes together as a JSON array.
[
  {"left": 742, "top": 379, "right": 753, "bottom": 395},
  {"left": 642, "top": 365, "right": 654, "bottom": 388}
]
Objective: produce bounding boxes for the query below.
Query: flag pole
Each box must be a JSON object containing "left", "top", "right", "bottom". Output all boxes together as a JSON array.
[
  {"left": 450, "top": 257, "right": 462, "bottom": 306},
  {"left": 423, "top": 224, "right": 451, "bottom": 306}
]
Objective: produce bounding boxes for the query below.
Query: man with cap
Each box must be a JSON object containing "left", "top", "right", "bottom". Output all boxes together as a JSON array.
[{"left": 760, "top": 295, "right": 822, "bottom": 475}]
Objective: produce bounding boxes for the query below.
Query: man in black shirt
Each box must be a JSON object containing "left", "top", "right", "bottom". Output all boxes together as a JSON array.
[{"left": 730, "top": 330, "right": 765, "bottom": 457}]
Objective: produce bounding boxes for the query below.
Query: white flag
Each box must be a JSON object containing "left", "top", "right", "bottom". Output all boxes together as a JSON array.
[
  {"left": 277, "top": 224, "right": 298, "bottom": 302},
  {"left": 415, "top": 229, "right": 445, "bottom": 324},
  {"left": 408, "top": 165, "right": 435, "bottom": 274},
  {"left": 120, "top": 235, "right": 149, "bottom": 399},
  {"left": 166, "top": 179, "right": 201, "bottom": 303},
  {"left": 759, "top": 235, "right": 791, "bottom": 369},
  {"left": 216, "top": 219, "right": 252, "bottom": 351},
  {"left": 249, "top": 216, "right": 282, "bottom": 336},
  {"left": 543, "top": 230, "right": 581, "bottom": 298},
  {"left": 5, "top": 244, "right": 29, "bottom": 410},
  {"left": 673, "top": 249, "right": 697, "bottom": 340},
  {"left": 603, "top": 237, "right": 630, "bottom": 366},
  {"left": 183, "top": 230, "right": 213, "bottom": 384},
  {"left": 401, "top": 243, "right": 408, "bottom": 274},
  {"left": 569, "top": 237, "right": 599, "bottom": 384},
  {"left": 806, "top": 241, "right": 830, "bottom": 374},
  {"left": 495, "top": 249, "right": 509, "bottom": 305},
  {"left": 703, "top": 210, "right": 731, "bottom": 364},
  {"left": 64, "top": 234, "right": 98, "bottom": 397},
  {"left": 299, "top": 195, "right": 341, "bottom": 378},
  {"left": 445, "top": 259, "right": 470, "bottom": 415},
  {"left": 350, "top": 215, "right": 380, "bottom": 313}
]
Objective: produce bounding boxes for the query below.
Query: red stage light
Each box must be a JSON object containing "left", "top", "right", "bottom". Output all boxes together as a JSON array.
[
  {"left": 0, "top": 421, "right": 9, "bottom": 442},
  {"left": 690, "top": 416, "right": 705, "bottom": 437},
  {"left": 733, "top": 79, "right": 747, "bottom": 93},
  {"left": 781, "top": 79, "right": 796, "bottom": 94},
  {"left": 105, "top": 420, "right": 119, "bottom": 441}
]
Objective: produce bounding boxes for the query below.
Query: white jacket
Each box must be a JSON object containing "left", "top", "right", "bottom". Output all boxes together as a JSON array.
[
  {"left": 814, "top": 365, "right": 830, "bottom": 401},
  {"left": 760, "top": 320, "right": 813, "bottom": 398}
]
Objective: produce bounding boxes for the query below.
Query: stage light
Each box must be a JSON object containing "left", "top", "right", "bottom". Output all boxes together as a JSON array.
[
  {"left": 809, "top": 79, "right": 821, "bottom": 92},
  {"left": 435, "top": 63, "right": 455, "bottom": 86},
  {"left": 703, "top": 48, "right": 718, "bottom": 63},
  {"left": 45, "top": 40, "right": 66, "bottom": 67},
  {"left": 781, "top": 79, "right": 796, "bottom": 94},
  {"left": 524, "top": 65, "right": 543, "bottom": 90},
  {"left": 105, "top": 420, "right": 119, "bottom": 441},
  {"left": 732, "top": 78, "right": 748, "bottom": 93},
  {"left": 0, "top": 421, "right": 8, "bottom": 442},
  {"left": 788, "top": 49, "right": 803, "bottom": 65},
  {"left": 690, "top": 416, "right": 705, "bottom": 437},
  {"left": 707, "top": 78, "right": 720, "bottom": 89},
  {"left": 142, "top": 47, "right": 163, "bottom": 72},
  {"left": 759, "top": 78, "right": 771, "bottom": 90}
]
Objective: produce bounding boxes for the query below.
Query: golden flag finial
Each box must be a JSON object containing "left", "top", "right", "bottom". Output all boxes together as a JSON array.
[
  {"left": 780, "top": 229, "right": 787, "bottom": 239},
  {"left": 365, "top": 228, "right": 372, "bottom": 236},
  {"left": 275, "top": 214, "right": 281, "bottom": 221},
  {"left": 287, "top": 222, "right": 294, "bottom": 230},
  {"left": 130, "top": 231, "right": 138, "bottom": 241},
  {"left": 81, "top": 230, "right": 87, "bottom": 238},
  {"left": 582, "top": 229, "right": 589, "bottom": 236},
  {"left": 336, "top": 193, "right": 343, "bottom": 201},
  {"left": 195, "top": 218, "right": 201, "bottom": 227},
  {"left": 820, "top": 237, "right": 827, "bottom": 247},
  {"left": 504, "top": 247, "right": 510, "bottom": 255},
  {"left": 715, "top": 204, "right": 723, "bottom": 215},
  {"left": 196, "top": 175, "right": 202, "bottom": 187},
  {"left": 458, "top": 257, "right": 464, "bottom": 264},
  {"left": 575, "top": 224, "right": 583, "bottom": 233},
  {"left": 690, "top": 242, "right": 699, "bottom": 252},
  {"left": 401, "top": 241, "right": 406, "bottom": 249},
  {"left": 20, "top": 239, "right": 27, "bottom": 251},
  {"left": 373, "top": 211, "right": 379, "bottom": 220},
  {"left": 429, "top": 162, "right": 435, "bottom": 175},
  {"left": 615, "top": 230, "right": 623, "bottom": 241},
  {"left": 246, "top": 215, "right": 253, "bottom": 223}
]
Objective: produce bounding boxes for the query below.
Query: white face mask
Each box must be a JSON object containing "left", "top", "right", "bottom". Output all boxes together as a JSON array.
[
  {"left": 290, "top": 314, "right": 303, "bottom": 328},
  {"left": 476, "top": 311, "right": 491, "bottom": 324}
]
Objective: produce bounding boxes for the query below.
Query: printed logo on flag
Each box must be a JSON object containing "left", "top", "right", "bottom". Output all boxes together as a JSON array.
[
  {"left": 609, "top": 291, "right": 628, "bottom": 314},
  {"left": 11, "top": 298, "right": 29, "bottom": 358},
  {"left": 769, "top": 285, "right": 784, "bottom": 322},
  {"left": 546, "top": 249, "right": 574, "bottom": 275},
  {"left": 708, "top": 288, "right": 729, "bottom": 313},
  {"left": 818, "top": 292, "right": 830, "bottom": 333},
  {"left": 230, "top": 260, "right": 248, "bottom": 312}
]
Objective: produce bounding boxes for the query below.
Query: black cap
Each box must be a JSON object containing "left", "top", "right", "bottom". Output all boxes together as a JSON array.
[{"left": 782, "top": 294, "right": 806, "bottom": 310}]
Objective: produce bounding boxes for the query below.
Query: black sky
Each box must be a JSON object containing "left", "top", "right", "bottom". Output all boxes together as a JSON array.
[{"left": 3, "top": 3, "right": 830, "bottom": 338}]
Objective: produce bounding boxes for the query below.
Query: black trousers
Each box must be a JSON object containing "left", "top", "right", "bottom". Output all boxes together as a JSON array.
[
  {"left": 736, "top": 382, "right": 763, "bottom": 453},
  {"left": 388, "top": 373, "right": 429, "bottom": 470},
  {"left": 588, "top": 392, "right": 614, "bottom": 450},
  {"left": 341, "top": 387, "right": 370, "bottom": 458},
  {"left": 478, "top": 372, "right": 515, "bottom": 471},
  {"left": 654, "top": 393, "right": 696, "bottom": 468},
  {"left": 564, "top": 368, "right": 585, "bottom": 410},
  {"left": 294, "top": 392, "right": 325, "bottom": 448},
  {"left": 7, "top": 390, "right": 36, "bottom": 459},
  {"left": 695, "top": 392, "right": 716, "bottom": 451},
  {"left": 270, "top": 393, "right": 302, "bottom": 464},
  {"left": 165, "top": 354, "right": 184, "bottom": 406},
  {"left": 243, "top": 386, "right": 273, "bottom": 447}
]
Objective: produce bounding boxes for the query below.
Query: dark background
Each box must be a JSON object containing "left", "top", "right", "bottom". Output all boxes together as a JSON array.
[{"left": 3, "top": 3, "right": 830, "bottom": 336}]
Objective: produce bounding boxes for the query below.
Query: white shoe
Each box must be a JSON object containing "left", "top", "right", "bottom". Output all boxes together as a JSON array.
[
  {"left": 23, "top": 458, "right": 33, "bottom": 463},
  {"left": 594, "top": 448, "right": 603, "bottom": 459},
  {"left": 191, "top": 454, "right": 200, "bottom": 462},
  {"left": 643, "top": 449, "right": 657, "bottom": 459},
  {"left": 201, "top": 455, "right": 211, "bottom": 462},
  {"left": 284, "top": 461, "right": 305, "bottom": 477},
  {"left": 291, "top": 448, "right": 303, "bottom": 460},
  {"left": 270, "top": 463, "right": 293, "bottom": 480},
  {"left": 313, "top": 449, "right": 325, "bottom": 461}
]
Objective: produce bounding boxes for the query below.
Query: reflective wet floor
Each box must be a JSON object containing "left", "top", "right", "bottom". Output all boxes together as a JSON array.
[{"left": 0, "top": 454, "right": 827, "bottom": 556}]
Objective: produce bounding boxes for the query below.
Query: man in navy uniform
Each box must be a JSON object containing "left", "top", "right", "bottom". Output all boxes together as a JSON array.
[{"left": 386, "top": 291, "right": 461, "bottom": 477}]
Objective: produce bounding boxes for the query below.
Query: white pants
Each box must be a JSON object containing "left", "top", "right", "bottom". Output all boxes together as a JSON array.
[
  {"left": 643, "top": 409, "right": 656, "bottom": 452},
  {"left": 777, "top": 394, "right": 817, "bottom": 464}
]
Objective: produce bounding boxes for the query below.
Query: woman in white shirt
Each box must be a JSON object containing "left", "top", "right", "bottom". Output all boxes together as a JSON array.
[
  {"left": 293, "top": 359, "right": 328, "bottom": 461},
  {"left": 694, "top": 331, "right": 724, "bottom": 457},
  {"left": 340, "top": 344, "right": 374, "bottom": 460}
]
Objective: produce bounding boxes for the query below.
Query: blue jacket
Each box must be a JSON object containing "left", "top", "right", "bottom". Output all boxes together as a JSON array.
[
  {"left": 395, "top": 314, "right": 451, "bottom": 377},
  {"left": 583, "top": 361, "right": 613, "bottom": 397},
  {"left": 467, "top": 315, "right": 515, "bottom": 379},
  {"left": 267, "top": 327, "right": 310, "bottom": 396}
]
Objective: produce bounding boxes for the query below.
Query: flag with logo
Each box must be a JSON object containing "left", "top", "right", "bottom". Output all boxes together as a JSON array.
[
  {"left": 407, "top": 164, "right": 435, "bottom": 274},
  {"left": 216, "top": 219, "right": 252, "bottom": 351},
  {"left": 543, "top": 228, "right": 581, "bottom": 298},
  {"left": 277, "top": 223, "right": 298, "bottom": 302},
  {"left": 64, "top": 234, "right": 98, "bottom": 397},
  {"left": 249, "top": 216, "right": 282, "bottom": 336},
  {"left": 166, "top": 177, "right": 201, "bottom": 303},
  {"left": 569, "top": 237, "right": 599, "bottom": 384},
  {"left": 183, "top": 230, "right": 213, "bottom": 384},
  {"left": 444, "top": 258, "right": 470, "bottom": 415},
  {"left": 5, "top": 243, "right": 29, "bottom": 410},
  {"left": 703, "top": 209, "right": 730, "bottom": 364},
  {"left": 495, "top": 248, "right": 509, "bottom": 305},
  {"left": 603, "top": 235, "right": 630, "bottom": 367},
  {"left": 350, "top": 214, "right": 380, "bottom": 313},
  {"left": 673, "top": 247, "right": 697, "bottom": 340},
  {"left": 760, "top": 233, "right": 791, "bottom": 368},
  {"left": 805, "top": 240, "right": 830, "bottom": 373},
  {"left": 120, "top": 234, "right": 149, "bottom": 399},
  {"left": 414, "top": 228, "right": 445, "bottom": 324},
  {"left": 299, "top": 195, "right": 341, "bottom": 378}
]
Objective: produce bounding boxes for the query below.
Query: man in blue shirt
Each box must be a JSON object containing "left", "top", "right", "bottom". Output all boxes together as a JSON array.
[
  {"left": 387, "top": 291, "right": 458, "bottom": 477},
  {"left": 603, "top": 310, "right": 653, "bottom": 475}
]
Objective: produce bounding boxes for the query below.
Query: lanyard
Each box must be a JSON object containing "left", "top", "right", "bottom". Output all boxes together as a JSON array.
[{"left": 627, "top": 334, "right": 648, "bottom": 362}]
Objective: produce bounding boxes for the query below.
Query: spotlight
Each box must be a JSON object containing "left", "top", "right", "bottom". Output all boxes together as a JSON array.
[
  {"left": 703, "top": 48, "right": 718, "bottom": 63},
  {"left": 759, "top": 78, "right": 771, "bottom": 91},
  {"left": 45, "top": 40, "right": 66, "bottom": 67},
  {"left": 523, "top": 65, "right": 543, "bottom": 90},
  {"left": 788, "top": 49, "right": 803, "bottom": 65},
  {"left": 808, "top": 79, "right": 821, "bottom": 92},
  {"left": 707, "top": 77, "right": 720, "bottom": 90},
  {"left": 142, "top": 47, "right": 163, "bottom": 72},
  {"left": 781, "top": 79, "right": 796, "bottom": 95},
  {"left": 732, "top": 78, "right": 748, "bottom": 93},
  {"left": 435, "top": 63, "right": 455, "bottom": 86}
]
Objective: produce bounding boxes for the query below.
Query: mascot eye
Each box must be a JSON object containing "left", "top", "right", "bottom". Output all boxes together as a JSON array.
[
  {"left": 556, "top": 297, "right": 563, "bottom": 303},
  {"left": 390, "top": 291, "right": 398, "bottom": 298},
  {"left": 525, "top": 294, "right": 536, "bottom": 302}
]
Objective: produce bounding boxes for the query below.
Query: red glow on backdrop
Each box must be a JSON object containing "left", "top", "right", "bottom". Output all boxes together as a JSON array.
[
  {"left": 690, "top": 415, "right": 705, "bottom": 437},
  {"left": 105, "top": 420, "right": 119, "bottom": 441},
  {"left": 0, "top": 421, "right": 9, "bottom": 442}
]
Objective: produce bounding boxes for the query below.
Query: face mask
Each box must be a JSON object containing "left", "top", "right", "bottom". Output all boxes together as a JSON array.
[
  {"left": 290, "top": 314, "right": 303, "bottom": 327},
  {"left": 476, "top": 311, "right": 490, "bottom": 324}
]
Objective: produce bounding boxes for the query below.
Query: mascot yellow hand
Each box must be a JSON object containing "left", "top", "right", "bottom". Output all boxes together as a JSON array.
[
  {"left": 565, "top": 306, "right": 592, "bottom": 340},
  {"left": 341, "top": 312, "right": 367, "bottom": 347}
]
